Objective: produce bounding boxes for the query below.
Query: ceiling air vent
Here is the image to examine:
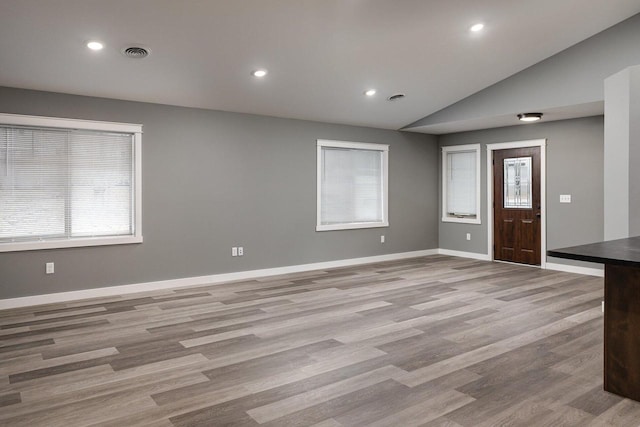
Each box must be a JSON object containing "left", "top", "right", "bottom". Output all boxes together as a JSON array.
[
  {"left": 122, "top": 46, "right": 150, "bottom": 59},
  {"left": 387, "top": 93, "right": 405, "bottom": 101}
]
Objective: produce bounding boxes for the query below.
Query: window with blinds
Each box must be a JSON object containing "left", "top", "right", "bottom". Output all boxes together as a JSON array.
[
  {"left": 317, "top": 139, "right": 389, "bottom": 231},
  {"left": 442, "top": 144, "right": 481, "bottom": 224},
  {"left": 0, "top": 114, "right": 142, "bottom": 252}
]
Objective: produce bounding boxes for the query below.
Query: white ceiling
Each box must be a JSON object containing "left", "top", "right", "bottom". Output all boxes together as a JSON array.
[
  {"left": 406, "top": 101, "right": 605, "bottom": 135},
  {"left": 1, "top": 1, "right": 639, "bottom": 131}
]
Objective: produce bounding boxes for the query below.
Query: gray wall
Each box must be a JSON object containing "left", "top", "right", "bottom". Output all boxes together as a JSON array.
[
  {"left": 630, "top": 67, "right": 640, "bottom": 237},
  {"left": 604, "top": 68, "right": 632, "bottom": 239},
  {"left": 0, "top": 86, "right": 439, "bottom": 299},
  {"left": 438, "top": 116, "right": 604, "bottom": 269}
]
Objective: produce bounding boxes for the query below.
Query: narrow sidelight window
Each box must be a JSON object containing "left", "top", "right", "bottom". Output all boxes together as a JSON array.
[{"left": 442, "top": 144, "right": 481, "bottom": 224}]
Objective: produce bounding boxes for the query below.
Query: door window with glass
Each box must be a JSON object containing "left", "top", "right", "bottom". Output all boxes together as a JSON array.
[{"left": 503, "top": 157, "right": 532, "bottom": 208}]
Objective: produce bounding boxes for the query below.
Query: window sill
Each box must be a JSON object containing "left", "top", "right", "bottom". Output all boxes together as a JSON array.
[
  {"left": 316, "top": 221, "right": 389, "bottom": 232},
  {"left": 0, "top": 235, "right": 143, "bottom": 253},
  {"left": 442, "top": 217, "right": 481, "bottom": 225}
]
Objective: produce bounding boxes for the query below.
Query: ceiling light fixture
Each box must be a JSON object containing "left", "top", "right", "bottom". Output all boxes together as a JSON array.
[
  {"left": 518, "top": 112, "right": 543, "bottom": 122},
  {"left": 87, "top": 41, "right": 104, "bottom": 51},
  {"left": 364, "top": 89, "right": 376, "bottom": 96},
  {"left": 470, "top": 23, "right": 485, "bottom": 32},
  {"left": 252, "top": 69, "right": 268, "bottom": 78}
]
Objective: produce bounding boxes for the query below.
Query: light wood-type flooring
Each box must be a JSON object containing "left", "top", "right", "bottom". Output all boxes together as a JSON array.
[{"left": 2, "top": 255, "right": 640, "bottom": 426}]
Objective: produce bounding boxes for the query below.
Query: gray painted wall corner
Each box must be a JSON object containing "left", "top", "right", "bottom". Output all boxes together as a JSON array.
[
  {"left": 0, "top": 86, "right": 439, "bottom": 299},
  {"left": 438, "top": 116, "right": 605, "bottom": 270}
]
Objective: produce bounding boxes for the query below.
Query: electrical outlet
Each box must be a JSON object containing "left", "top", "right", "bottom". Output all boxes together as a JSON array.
[
  {"left": 238, "top": 247, "right": 244, "bottom": 256},
  {"left": 232, "top": 247, "right": 238, "bottom": 257},
  {"left": 46, "top": 262, "right": 54, "bottom": 274},
  {"left": 466, "top": 233, "right": 471, "bottom": 241},
  {"left": 560, "top": 194, "right": 572, "bottom": 203},
  {"left": 380, "top": 235, "right": 385, "bottom": 243}
]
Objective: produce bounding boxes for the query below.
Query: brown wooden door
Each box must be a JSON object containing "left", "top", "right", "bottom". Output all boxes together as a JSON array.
[{"left": 493, "top": 147, "right": 541, "bottom": 265}]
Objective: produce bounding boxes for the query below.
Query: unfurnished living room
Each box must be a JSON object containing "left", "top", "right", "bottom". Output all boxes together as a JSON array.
[{"left": 3, "top": 1, "right": 640, "bottom": 426}]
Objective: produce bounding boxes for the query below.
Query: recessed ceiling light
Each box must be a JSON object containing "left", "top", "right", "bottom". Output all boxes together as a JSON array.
[
  {"left": 470, "top": 23, "right": 485, "bottom": 32},
  {"left": 87, "top": 41, "right": 104, "bottom": 51},
  {"left": 518, "top": 113, "right": 543, "bottom": 122},
  {"left": 364, "top": 89, "right": 376, "bottom": 97},
  {"left": 252, "top": 69, "right": 268, "bottom": 78}
]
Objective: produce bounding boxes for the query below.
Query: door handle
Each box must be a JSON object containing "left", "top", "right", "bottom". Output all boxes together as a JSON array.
[{"left": 536, "top": 213, "right": 541, "bottom": 218}]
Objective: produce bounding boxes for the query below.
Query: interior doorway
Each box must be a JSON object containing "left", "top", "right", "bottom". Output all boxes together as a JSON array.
[
  {"left": 493, "top": 147, "right": 541, "bottom": 265},
  {"left": 487, "top": 140, "right": 546, "bottom": 268}
]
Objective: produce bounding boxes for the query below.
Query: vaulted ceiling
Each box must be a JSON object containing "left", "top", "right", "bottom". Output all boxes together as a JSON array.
[{"left": 1, "top": 0, "right": 640, "bottom": 132}]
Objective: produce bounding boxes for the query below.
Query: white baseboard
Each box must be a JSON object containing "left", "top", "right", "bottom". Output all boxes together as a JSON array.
[
  {"left": 544, "top": 262, "right": 604, "bottom": 277},
  {"left": 0, "top": 248, "right": 606, "bottom": 310},
  {"left": 0, "top": 249, "right": 439, "bottom": 310},
  {"left": 438, "top": 248, "right": 604, "bottom": 277},
  {"left": 437, "top": 249, "right": 604, "bottom": 277},
  {"left": 437, "top": 248, "right": 491, "bottom": 261}
]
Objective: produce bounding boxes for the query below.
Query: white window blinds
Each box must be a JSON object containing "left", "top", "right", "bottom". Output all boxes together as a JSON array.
[
  {"left": 446, "top": 151, "right": 476, "bottom": 216},
  {"left": 317, "top": 140, "right": 389, "bottom": 231},
  {"left": 442, "top": 144, "right": 480, "bottom": 224},
  {"left": 0, "top": 125, "right": 135, "bottom": 244}
]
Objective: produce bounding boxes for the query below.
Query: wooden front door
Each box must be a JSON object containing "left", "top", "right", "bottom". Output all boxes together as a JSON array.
[{"left": 493, "top": 147, "right": 541, "bottom": 265}]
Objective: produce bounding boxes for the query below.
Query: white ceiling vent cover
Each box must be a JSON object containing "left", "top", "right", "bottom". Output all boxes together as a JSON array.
[
  {"left": 122, "top": 46, "right": 150, "bottom": 59},
  {"left": 387, "top": 93, "right": 405, "bottom": 101}
]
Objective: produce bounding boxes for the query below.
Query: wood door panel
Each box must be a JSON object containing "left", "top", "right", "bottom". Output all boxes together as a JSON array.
[
  {"left": 501, "top": 247, "right": 515, "bottom": 261},
  {"left": 502, "top": 219, "right": 515, "bottom": 249},
  {"left": 493, "top": 147, "right": 541, "bottom": 265},
  {"left": 520, "top": 219, "right": 536, "bottom": 251}
]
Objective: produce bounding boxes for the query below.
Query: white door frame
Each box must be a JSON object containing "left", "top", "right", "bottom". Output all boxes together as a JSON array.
[{"left": 486, "top": 139, "right": 547, "bottom": 269}]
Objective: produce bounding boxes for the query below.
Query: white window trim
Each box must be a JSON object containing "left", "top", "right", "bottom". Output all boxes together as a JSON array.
[
  {"left": 316, "top": 139, "right": 389, "bottom": 231},
  {"left": 0, "top": 113, "right": 143, "bottom": 252},
  {"left": 442, "top": 144, "right": 481, "bottom": 224}
]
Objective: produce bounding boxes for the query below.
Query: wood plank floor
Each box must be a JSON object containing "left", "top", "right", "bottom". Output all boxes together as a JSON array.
[{"left": 2, "top": 255, "right": 640, "bottom": 426}]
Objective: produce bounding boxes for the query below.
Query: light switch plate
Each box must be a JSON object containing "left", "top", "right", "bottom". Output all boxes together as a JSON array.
[{"left": 560, "top": 194, "right": 572, "bottom": 203}]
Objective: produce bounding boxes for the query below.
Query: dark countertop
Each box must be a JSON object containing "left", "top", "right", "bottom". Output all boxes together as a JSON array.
[{"left": 548, "top": 236, "right": 640, "bottom": 267}]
